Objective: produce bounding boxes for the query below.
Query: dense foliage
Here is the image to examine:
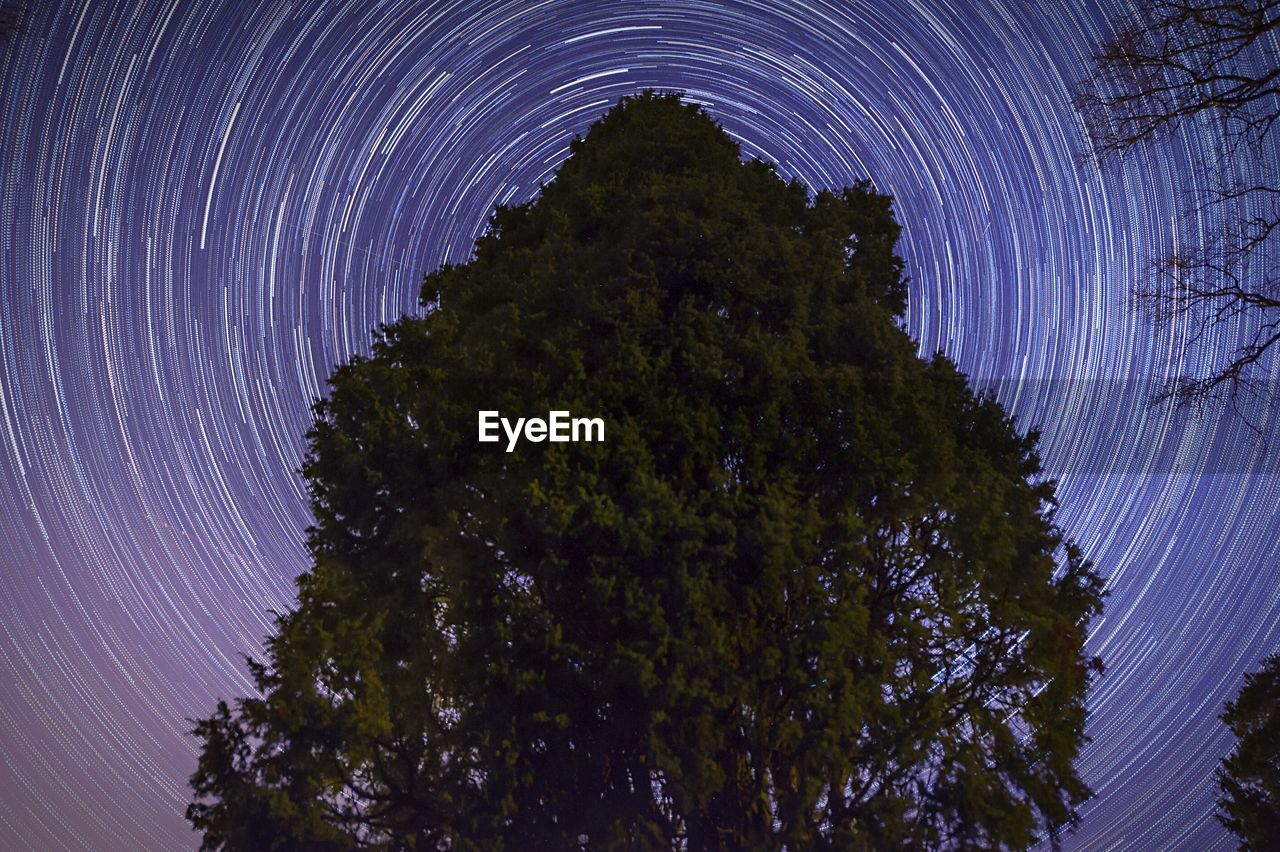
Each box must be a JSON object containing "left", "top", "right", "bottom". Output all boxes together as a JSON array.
[
  {"left": 1218, "top": 653, "right": 1280, "bottom": 850},
  {"left": 188, "top": 92, "right": 1105, "bottom": 850}
]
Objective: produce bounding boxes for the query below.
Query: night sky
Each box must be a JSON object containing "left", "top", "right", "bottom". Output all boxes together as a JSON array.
[{"left": 2, "top": 0, "right": 1279, "bottom": 848}]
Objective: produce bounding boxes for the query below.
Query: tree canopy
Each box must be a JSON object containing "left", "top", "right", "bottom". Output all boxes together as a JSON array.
[{"left": 188, "top": 91, "right": 1105, "bottom": 850}]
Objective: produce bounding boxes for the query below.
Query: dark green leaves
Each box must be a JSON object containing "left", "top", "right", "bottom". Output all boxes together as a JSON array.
[{"left": 189, "top": 91, "right": 1104, "bottom": 851}]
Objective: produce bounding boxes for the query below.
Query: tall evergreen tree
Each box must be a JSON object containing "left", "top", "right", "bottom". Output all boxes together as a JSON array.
[{"left": 188, "top": 91, "right": 1105, "bottom": 850}]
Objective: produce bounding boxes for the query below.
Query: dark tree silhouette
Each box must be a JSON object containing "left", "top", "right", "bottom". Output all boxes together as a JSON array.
[
  {"left": 1074, "top": 0, "right": 1280, "bottom": 410},
  {"left": 1218, "top": 653, "right": 1280, "bottom": 850},
  {"left": 187, "top": 92, "right": 1105, "bottom": 850}
]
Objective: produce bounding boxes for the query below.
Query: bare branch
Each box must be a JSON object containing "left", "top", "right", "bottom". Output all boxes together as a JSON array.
[{"left": 1075, "top": 0, "right": 1280, "bottom": 411}]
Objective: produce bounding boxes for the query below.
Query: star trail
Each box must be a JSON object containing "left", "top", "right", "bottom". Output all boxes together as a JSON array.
[{"left": 2, "top": 0, "right": 1279, "bottom": 848}]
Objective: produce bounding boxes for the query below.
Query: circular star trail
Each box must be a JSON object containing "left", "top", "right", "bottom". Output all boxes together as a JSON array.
[{"left": 2, "top": 1, "right": 1279, "bottom": 848}]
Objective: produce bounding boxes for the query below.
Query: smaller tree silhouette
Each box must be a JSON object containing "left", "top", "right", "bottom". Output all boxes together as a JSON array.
[{"left": 1218, "top": 653, "right": 1280, "bottom": 850}]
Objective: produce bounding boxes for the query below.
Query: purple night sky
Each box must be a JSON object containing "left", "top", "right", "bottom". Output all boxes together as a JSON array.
[{"left": 2, "top": 0, "right": 1279, "bottom": 848}]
